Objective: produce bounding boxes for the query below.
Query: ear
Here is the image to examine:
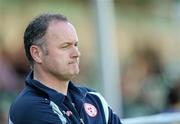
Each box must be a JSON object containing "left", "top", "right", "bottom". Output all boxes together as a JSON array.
[{"left": 30, "top": 45, "right": 43, "bottom": 64}]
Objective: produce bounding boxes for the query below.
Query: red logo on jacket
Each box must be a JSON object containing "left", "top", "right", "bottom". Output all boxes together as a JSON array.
[{"left": 84, "top": 103, "right": 97, "bottom": 117}]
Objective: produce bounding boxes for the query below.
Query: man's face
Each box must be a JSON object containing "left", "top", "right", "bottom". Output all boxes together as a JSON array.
[{"left": 41, "top": 20, "right": 80, "bottom": 81}]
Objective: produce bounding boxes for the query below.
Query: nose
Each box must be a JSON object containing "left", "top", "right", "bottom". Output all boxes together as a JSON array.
[{"left": 71, "top": 46, "right": 81, "bottom": 58}]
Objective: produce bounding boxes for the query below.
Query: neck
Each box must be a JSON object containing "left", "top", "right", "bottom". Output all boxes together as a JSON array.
[{"left": 33, "top": 68, "right": 69, "bottom": 95}]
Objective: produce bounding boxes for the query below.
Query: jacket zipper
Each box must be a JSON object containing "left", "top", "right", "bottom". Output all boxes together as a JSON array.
[{"left": 66, "top": 96, "right": 85, "bottom": 124}]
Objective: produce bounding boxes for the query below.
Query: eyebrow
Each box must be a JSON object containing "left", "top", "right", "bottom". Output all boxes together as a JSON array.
[{"left": 61, "top": 41, "right": 78, "bottom": 45}]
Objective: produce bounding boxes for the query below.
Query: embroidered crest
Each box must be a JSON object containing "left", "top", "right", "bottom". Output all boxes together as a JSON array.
[{"left": 84, "top": 103, "right": 97, "bottom": 117}]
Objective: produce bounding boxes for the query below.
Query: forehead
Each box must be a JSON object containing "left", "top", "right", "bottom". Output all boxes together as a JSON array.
[{"left": 45, "top": 20, "right": 78, "bottom": 43}]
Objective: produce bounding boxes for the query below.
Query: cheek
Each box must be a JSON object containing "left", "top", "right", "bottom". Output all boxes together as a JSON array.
[
  {"left": 48, "top": 50, "right": 70, "bottom": 65},
  {"left": 53, "top": 55, "right": 68, "bottom": 66}
]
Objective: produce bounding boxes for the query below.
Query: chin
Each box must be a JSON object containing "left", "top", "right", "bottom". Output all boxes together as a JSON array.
[
  {"left": 72, "top": 71, "right": 79, "bottom": 76},
  {"left": 67, "top": 74, "right": 78, "bottom": 80},
  {"left": 72, "top": 68, "right": 79, "bottom": 74}
]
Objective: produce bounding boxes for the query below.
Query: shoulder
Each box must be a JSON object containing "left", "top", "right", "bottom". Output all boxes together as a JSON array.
[
  {"left": 76, "top": 85, "right": 107, "bottom": 105},
  {"left": 77, "top": 86, "right": 122, "bottom": 124},
  {"left": 10, "top": 87, "right": 49, "bottom": 110},
  {"left": 78, "top": 86, "right": 96, "bottom": 93},
  {"left": 78, "top": 86, "right": 106, "bottom": 103},
  {"left": 9, "top": 88, "right": 61, "bottom": 124}
]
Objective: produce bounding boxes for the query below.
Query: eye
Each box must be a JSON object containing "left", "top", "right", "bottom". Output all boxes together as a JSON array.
[
  {"left": 75, "top": 42, "right": 78, "bottom": 47},
  {"left": 61, "top": 43, "right": 71, "bottom": 48}
]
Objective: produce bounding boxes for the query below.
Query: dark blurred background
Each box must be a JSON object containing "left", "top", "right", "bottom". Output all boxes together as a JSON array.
[{"left": 1, "top": 0, "right": 180, "bottom": 123}]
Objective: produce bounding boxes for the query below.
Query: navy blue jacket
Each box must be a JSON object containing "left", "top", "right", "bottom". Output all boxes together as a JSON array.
[{"left": 9, "top": 72, "right": 122, "bottom": 124}]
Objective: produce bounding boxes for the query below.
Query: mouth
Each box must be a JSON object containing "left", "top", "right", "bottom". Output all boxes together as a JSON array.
[{"left": 68, "top": 61, "right": 79, "bottom": 65}]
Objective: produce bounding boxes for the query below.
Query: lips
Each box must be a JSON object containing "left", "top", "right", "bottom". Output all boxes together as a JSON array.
[{"left": 68, "top": 61, "right": 79, "bottom": 65}]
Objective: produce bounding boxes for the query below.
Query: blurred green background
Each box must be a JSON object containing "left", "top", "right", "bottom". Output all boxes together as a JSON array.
[{"left": 1, "top": 0, "right": 180, "bottom": 123}]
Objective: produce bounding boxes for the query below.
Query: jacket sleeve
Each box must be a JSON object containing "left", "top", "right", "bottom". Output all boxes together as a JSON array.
[{"left": 108, "top": 107, "right": 123, "bottom": 124}]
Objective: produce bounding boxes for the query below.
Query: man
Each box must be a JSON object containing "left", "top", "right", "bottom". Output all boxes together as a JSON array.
[{"left": 9, "top": 13, "right": 122, "bottom": 124}]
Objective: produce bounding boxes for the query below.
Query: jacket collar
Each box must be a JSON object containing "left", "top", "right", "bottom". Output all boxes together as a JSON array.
[{"left": 25, "top": 71, "right": 84, "bottom": 105}]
